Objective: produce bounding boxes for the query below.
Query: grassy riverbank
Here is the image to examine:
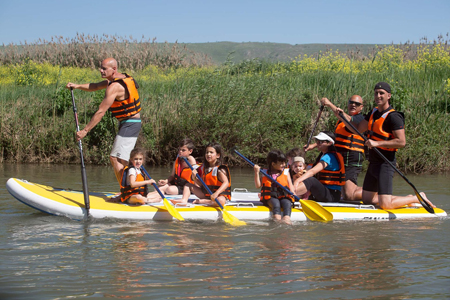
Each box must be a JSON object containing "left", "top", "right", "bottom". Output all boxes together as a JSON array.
[{"left": 1, "top": 41, "right": 449, "bottom": 173}]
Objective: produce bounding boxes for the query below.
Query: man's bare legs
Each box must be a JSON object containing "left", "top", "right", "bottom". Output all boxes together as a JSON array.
[
  {"left": 343, "top": 181, "right": 363, "bottom": 201},
  {"left": 362, "top": 190, "right": 435, "bottom": 209},
  {"left": 110, "top": 156, "right": 127, "bottom": 184}
]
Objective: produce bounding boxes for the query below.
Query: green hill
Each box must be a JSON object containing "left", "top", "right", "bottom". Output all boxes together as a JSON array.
[{"left": 180, "top": 41, "right": 384, "bottom": 64}]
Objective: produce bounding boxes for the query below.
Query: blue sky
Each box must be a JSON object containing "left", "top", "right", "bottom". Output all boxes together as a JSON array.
[{"left": 1, "top": 0, "right": 449, "bottom": 45}]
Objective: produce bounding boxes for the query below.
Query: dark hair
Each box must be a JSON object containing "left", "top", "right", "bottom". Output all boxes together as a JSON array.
[
  {"left": 204, "top": 142, "right": 223, "bottom": 167},
  {"left": 266, "top": 150, "right": 286, "bottom": 171},
  {"left": 286, "top": 147, "right": 304, "bottom": 159},
  {"left": 179, "top": 138, "right": 195, "bottom": 150},
  {"left": 321, "top": 131, "right": 338, "bottom": 152},
  {"left": 129, "top": 148, "right": 146, "bottom": 161}
]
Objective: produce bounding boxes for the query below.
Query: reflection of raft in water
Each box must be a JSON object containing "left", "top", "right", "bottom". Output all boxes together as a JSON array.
[{"left": 6, "top": 178, "right": 447, "bottom": 222}]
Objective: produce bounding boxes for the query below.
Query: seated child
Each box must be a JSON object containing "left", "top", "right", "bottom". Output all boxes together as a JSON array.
[
  {"left": 254, "top": 150, "right": 295, "bottom": 225},
  {"left": 289, "top": 156, "right": 310, "bottom": 199},
  {"left": 146, "top": 138, "right": 197, "bottom": 204},
  {"left": 120, "top": 148, "right": 157, "bottom": 205},
  {"left": 190, "top": 142, "right": 231, "bottom": 207},
  {"left": 294, "top": 131, "right": 345, "bottom": 203}
]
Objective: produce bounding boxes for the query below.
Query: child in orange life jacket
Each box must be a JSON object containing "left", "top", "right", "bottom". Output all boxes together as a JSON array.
[
  {"left": 254, "top": 150, "right": 295, "bottom": 225},
  {"left": 294, "top": 131, "right": 345, "bottom": 203},
  {"left": 146, "top": 138, "right": 197, "bottom": 204},
  {"left": 190, "top": 142, "right": 231, "bottom": 207},
  {"left": 120, "top": 148, "right": 156, "bottom": 205}
]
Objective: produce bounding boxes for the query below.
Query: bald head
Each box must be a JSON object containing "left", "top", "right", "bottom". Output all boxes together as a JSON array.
[
  {"left": 99, "top": 58, "right": 120, "bottom": 80},
  {"left": 347, "top": 95, "right": 364, "bottom": 116},
  {"left": 102, "top": 57, "right": 117, "bottom": 68}
]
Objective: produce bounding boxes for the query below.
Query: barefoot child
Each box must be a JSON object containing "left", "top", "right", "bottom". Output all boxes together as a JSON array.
[
  {"left": 190, "top": 143, "right": 231, "bottom": 207},
  {"left": 146, "top": 138, "right": 197, "bottom": 204},
  {"left": 254, "top": 150, "right": 295, "bottom": 225},
  {"left": 120, "top": 148, "right": 157, "bottom": 205}
]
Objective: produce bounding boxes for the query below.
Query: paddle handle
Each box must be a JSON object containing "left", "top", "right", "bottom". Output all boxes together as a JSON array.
[
  {"left": 338, "top": 112, "right": 434, "bottom": 214},
  {"left": 181, "top": 157, "right": 225, "bottom": 209},
  {"left": 306, "top": 105, "right": 324, "bottom": 149},
  {"left": 140, "top": 166, "right": 165, "bottom": 200},
  {"left": 70, "top": 88, "right": 90, "bottom": 216},
  {"left": 233, "top": 149, "right": 300, "bottom": 201}
]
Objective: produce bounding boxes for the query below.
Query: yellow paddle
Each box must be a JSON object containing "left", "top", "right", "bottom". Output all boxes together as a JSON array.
[
  {"left": 141, "top": 167, "right": 184, "bottom": 221},
  {"left": 233, "top": 148, "right": 333, "bottom": 222},
  {"left": 181, "top": 157, "right": 246, "bottom": 226}
]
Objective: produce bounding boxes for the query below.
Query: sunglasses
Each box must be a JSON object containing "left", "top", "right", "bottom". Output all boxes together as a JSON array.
[
  {"left": 316, "top": 140, "right": 328, "bottom": 144},
  {"left": 348, "top": 100, "right": 363, "bottom": 107}
]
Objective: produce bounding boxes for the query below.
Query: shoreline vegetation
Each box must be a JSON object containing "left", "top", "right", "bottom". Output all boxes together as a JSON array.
[{"left": 1, "top": 34, "right": 449, "bottom": 173}]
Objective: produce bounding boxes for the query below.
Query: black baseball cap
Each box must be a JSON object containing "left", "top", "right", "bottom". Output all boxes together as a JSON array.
[{"left": 374, "top": 82, "right": 391, "bottom": 93}]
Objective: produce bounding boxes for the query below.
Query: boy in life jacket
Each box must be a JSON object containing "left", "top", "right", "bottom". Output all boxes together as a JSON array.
[
  {"left": 120, "top": 148, "right": 156, "bottom": 205},
  {"left": 190, "top": 143, "right": 231, "bottom": 207},
  {"left": 146, "top": 138, "right": 197, "bottom": 204},
  {"left": 254, "top": 150, "right": 295, "bottom": 225},
  {"left": 294, "top": 131, "right": 345, "bottom": 203}
]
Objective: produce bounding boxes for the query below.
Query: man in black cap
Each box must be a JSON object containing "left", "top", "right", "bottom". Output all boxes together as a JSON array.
[{"left": 335, "top": 82, "right": 434, "bottom": 209}]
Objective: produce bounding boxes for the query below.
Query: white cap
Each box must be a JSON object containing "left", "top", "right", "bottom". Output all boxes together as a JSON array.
[
  {"left": 314, "top": 132, "right": 335, "bottom": 144},
  {"left": 293, "top": 156, "right": 305, "bottom": 164}
]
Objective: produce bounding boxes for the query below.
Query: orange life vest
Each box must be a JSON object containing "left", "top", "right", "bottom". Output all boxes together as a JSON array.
[
  {"left": 315, "top": 152, "right": 346, "bottom": 186},
  {"left": 171, "top": 157, "right": 195, "bottom": 186},
  {"left": 108, "top": 74, "right": 141, "bottom": 120},
  {"left": 120, "top": 166, "right": 148, "bottom": 202},
  {"left": 260, "top": 168, "right": 294, "bottom": 203},
  {"left": 367, "top": 108, "right": 397, "bottom": 152},
  {"left": 200, "top": 165, "right": 231, "bottom": 200},
  {"left": 334, "top": 120, "right": 365, "bottom": 153}
]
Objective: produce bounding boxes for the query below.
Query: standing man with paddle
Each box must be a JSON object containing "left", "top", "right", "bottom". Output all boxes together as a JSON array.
[
  {"left": 305, "top": 95, "right": 365, "bottom": 201},
  {"left": 335, "top": 82, "right": 435, "bottom": 210},
  {"left": 66, "top": 58, "right": 142, "bottom": 185}
]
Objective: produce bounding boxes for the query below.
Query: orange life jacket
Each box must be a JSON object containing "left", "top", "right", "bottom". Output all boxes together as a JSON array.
[
  {"left": 171, "top": 157, "right": 195, "bottom": 186},
  {"left": 200, "top": 165, "right": 231, "bottom": 200},
  {"left": 120, "top": 166, "right": 148, "bottom": 202},
  {"left": 334, "top": 120, "right": 365, "bottom": 153},
  {"left": 260, "top": 168, "right": 294, "bottom": 203},
  {"left": 367, "top": 108, "right": 397, "bottom": 152},
  {"left": 315, "top": 152, "right": 346, "bottom": 186},
  {"left": 108, "top": 74, "right": 141, "bottom": 120}
]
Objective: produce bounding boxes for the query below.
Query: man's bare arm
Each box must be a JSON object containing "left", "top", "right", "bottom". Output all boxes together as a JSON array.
[{"left": 66, "top": 80, "right": 108, "bottom": 92}]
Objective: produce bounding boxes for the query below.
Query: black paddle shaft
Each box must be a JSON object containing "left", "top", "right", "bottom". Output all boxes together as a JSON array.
[
  {"left": 181, "top": 157, "right": 226, "bottom": 210},
  {"left": 338, "top": 112, "right": 434, "bottom": 214},
  {"left": 233, "top": 149, "right": 299, "bottom": 201},
  {"left": 70, "top": 89, "right": 91, "bottom": 217},
  {"left": 306, "top": 105, "right": 325, "bottom": 148}
]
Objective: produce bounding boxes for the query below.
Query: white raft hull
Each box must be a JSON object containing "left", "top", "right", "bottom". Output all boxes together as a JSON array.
[{"left": 6, "top": 178, "right": 447, "bottom": 222}]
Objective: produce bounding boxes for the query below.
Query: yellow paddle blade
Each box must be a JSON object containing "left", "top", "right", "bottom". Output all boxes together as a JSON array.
[
  {"left": 414, "top": 191, "right": 435, "bottom": 214},
  {"left": 300, "top": 200, "right": 333, "bottom": 222},
  {"left": 163, "top": 198, "right": 185, "bottom": 221},
  {"left": 222, "top": 209, "right": 247, "bottom": 226}
]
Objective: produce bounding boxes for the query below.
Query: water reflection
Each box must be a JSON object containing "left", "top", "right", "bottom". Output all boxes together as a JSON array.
[{"left": 1, "top": 164, "right": 450, "bottom": 298}]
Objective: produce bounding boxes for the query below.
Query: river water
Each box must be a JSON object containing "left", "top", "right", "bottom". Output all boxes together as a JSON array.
[{"left": 1, "top": 163, "right": 449, "bottom": 299}]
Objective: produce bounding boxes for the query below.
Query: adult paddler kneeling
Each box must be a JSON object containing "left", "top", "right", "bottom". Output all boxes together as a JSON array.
[
  {"left": 294, "top": 131, "right": 345, "bottom": 203},
  {"left": 335, "top": 82, "right": 436, "bottom": 210},
  {"left": 66, "top": 58, "right": 142, "bottom": 186}
]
